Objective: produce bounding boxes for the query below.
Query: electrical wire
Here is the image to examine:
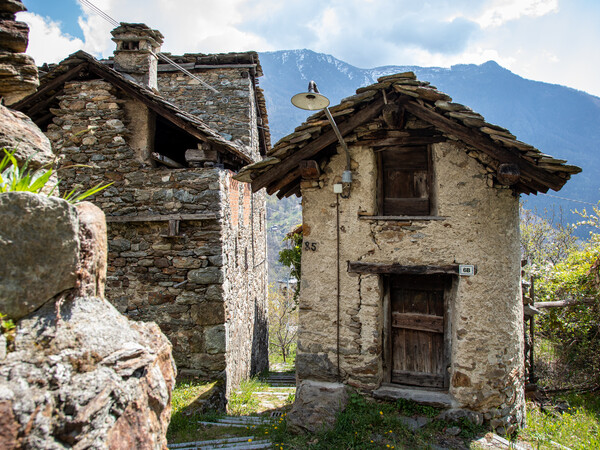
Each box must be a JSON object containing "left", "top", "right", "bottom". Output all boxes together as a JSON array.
[
  {"left": 152, "top": 51, "right": 220, "bottom": 94},
  {"left": 539, "top": 193, "right": 597, "bottom": 207},
  {"left": 78, "top": 0, "right": 119, "bottom": 27}
]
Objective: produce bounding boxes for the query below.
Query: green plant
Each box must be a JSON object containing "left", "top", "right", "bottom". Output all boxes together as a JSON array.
[
  {"left": 0, "top": 149, "right": 112, "bottom": 203},
  {"left": 278, "top": 225, "right": 302, "bottom": 303},
  {"left": 228, "top": 377, "right": 269, "bottom": 416}
]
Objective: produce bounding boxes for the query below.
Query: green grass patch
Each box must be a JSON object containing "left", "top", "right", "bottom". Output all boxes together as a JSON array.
[
  {"left": 520, "top": 392, "right": 600, "bottom": 449},
  {"left": 228, "top": 377, "right": 271, "bottom": 416},
  {"left": 268, "top": 393, "right": 450, "bottom": 449}
]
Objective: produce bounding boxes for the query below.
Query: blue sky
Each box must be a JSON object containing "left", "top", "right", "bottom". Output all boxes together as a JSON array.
[{"left": 18, "top": 0, "right": 600, "bottom": 97}]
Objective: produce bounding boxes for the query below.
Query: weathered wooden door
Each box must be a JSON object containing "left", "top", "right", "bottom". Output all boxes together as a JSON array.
[{"left": 389, "top": 274, "right": 449, "bottom": 388}]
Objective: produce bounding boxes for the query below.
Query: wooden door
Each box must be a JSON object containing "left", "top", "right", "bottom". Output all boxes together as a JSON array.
[{"left": 390, "top": 274, "right": 448, "bottom": 388}]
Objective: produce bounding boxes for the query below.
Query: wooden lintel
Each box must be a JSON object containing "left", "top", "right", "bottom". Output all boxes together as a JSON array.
[
  {"left": 370, "top": 136, "right": 446, "bottom": 148},
  {"left": 251, "top": 97, "right": 385, "bottom": 192},
  {"left": 13, "top": 62, "right": 88, "bottom": 111},
  {"left": 403, "top": 101, "right": 566, "bottom": 191},
  {"left": 106, "top": 213, "right": 217, "bottom": 223},
  {"left": 348, "top": 261, "right": 460, "bottom": 275}
]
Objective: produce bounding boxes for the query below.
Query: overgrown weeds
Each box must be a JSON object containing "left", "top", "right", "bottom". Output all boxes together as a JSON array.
[{"left": 520, "top": 392, "right": 600, "bottom": 449}]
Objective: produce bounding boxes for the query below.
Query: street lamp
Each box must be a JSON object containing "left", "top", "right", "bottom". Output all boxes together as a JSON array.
[{"left": 291, "top": 81, "right": 353, "bottom": 192}]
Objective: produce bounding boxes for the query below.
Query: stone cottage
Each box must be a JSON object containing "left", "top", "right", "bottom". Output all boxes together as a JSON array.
[
  {"left": 14, "top": 23, "right": 270, "bottom": 396},
  {"left": 235, "top": 73, "right": 581, "bottom": 432}
]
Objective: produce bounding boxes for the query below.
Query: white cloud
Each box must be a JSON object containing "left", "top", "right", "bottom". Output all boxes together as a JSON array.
[
  {"left": 475, "top": 0, "right": 558, "bottom": 28},
  {"left": 18, "top": 0, "right": 600, "bottom": 97},
  {"left": 19, "top": 12, "right": 84, "bottom": 65}
]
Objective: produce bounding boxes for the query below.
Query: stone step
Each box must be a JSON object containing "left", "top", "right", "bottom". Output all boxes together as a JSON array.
[{"left": 169, "top": 436, "right": 271, "bottom": 449}]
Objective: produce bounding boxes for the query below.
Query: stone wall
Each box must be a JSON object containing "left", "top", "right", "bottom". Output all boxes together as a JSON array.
[
  {"left": 44, "top": 77, "right": 268, "bottom": 393},
  {"left": 297, "top": 116, "right": 524, "bottom": 433},
  {"left": 158, "top": 66, "right": 259, "bottom": 156},
  {"left": 221, "top": 173, "right": 269, "bottom": 395}
]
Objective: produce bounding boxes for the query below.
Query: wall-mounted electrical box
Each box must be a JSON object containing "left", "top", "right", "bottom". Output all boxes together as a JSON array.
[{"left": 333, "top": 183, "right": 343, "bottom": 194}]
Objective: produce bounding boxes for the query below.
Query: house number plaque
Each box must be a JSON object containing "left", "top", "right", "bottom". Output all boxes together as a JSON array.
[{"left": 304, "top": 241, "right": 318, "bottom": 252}]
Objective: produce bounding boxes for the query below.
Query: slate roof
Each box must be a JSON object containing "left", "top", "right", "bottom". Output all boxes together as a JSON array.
[
  {"left": 13, "top": 50, "right": 268, "bottom": 165},
  {"left": 235, "top": 72, "right": 581, "bottom": 197}
]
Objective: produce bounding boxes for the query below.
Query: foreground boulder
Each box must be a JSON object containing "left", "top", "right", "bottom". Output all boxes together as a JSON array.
[
  {"left": 287, "top": 380, "right": 349, "bottom": 434},
  {"left": 0, "top": 198, "right": 176, "bottom": 449}
]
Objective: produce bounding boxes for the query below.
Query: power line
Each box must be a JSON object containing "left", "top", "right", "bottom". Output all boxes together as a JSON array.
[
  {"left": 78, "top": 0, "right": 119, "bottom": 27},
  {"left": 539, "top": 193, "right": 597, "bottom": 207},
  {"left": 77, "top": 0, "right": 220, "bottom": 93},
  {"left": 151, "top": 51, "right": 219, "bottom": 94}
]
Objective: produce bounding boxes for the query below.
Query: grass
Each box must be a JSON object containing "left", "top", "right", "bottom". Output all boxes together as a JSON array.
[
  {"left": 519, "top": 392, "right": 600, "bottom": 449},
  {"left": 228, "top": 377, "right": 271, "bottom": 416},
  {"left": 268, "top": 393, "right": 486, "bottom": 449},
  {"left": 167, "top": 379, "right": 223, "bottom": 443}
]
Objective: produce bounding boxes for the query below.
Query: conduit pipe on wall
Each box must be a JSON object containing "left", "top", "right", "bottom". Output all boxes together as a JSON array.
[{"left": 336, "top": 193, "right": 341, "bottom": 380}]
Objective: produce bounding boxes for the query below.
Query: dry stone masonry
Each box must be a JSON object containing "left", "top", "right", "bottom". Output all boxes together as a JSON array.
[
  {"left": 236, "top": 72, "right": 580, "bottom": 434},
  {"left": 14, "top": 23, "right": 270, "bottom": 399}
]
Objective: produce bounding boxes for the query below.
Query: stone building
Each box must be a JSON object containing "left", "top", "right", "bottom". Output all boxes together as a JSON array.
[
  {"left": 14, "top": 23, "right": 270, "bottom": 396},
  {"left": 235, "top": 73, "right": 580, "bottom": 432}
]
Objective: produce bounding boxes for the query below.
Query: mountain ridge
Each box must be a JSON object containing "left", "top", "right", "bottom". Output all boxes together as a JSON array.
[{"left": 258, "top": 49, "right": 599, "bottom": 217}]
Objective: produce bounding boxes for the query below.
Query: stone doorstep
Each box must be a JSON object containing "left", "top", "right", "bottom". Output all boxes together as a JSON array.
[
  {"left": 473, "top": 433, "right": 533, "bottom": 450},
  {"left": 168, "top": 436, "right": 271, "bottom": 449},
  {"left": 373, "top": 383, "right": 454, "bottom": 409}
]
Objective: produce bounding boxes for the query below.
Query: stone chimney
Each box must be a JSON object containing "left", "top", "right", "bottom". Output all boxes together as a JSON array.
[
  {"left": 111, "top": 23, "right": 164, "bottom": 91},
  {"left": 0, "top": 0, "right": 39, "bottom": 105}
]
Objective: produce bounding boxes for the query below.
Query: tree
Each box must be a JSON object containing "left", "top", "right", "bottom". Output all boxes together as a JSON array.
[
  {"left": 267, "top": 284, "right": 298, "bottom": 364},
  {"left": 278, "top": 225, "right": 302, "bottom": 302},
  {"left": 526, "top": 202, "right": 600, "bottom": 388}
]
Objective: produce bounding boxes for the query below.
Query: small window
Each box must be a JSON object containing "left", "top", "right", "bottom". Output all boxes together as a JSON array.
[{"left": 378, "top": 146, "right": 432, "bottom": 216}]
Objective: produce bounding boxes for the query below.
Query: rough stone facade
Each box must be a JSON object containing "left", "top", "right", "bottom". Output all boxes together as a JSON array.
[
  {"left": 27, "top": 27, "right": 269, "bottom": 398},
  {"left": 297, "top": 137, "right": 525, "bottom": 433}
]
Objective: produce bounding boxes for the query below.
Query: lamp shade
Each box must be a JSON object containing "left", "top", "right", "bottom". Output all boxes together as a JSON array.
[{"left": 291, "top": 81, "right": 330, "bottom": 110}]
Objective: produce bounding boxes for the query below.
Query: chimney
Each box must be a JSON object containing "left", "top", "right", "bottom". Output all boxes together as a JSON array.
[{"left": 111, "top": 23, "right": 164, "bottom": 91}]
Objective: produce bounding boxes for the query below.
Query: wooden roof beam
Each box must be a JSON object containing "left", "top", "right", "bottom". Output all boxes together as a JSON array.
[
  {"left": 251, "top": 97, "right": 385, "bottom": 192},
  {"left": 403, "top": 101, "right": 566, "bottom": 191},
  {"left": 13, "top": 63, "right": 88, "bottom": 111},
  {"left": 86, "top": 63, "right": 252, "bottom": 165}
]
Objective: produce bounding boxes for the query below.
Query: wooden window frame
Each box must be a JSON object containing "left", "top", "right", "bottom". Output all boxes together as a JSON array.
[{"left": 376, "top": 145, "right": 436, "bottom": 217}]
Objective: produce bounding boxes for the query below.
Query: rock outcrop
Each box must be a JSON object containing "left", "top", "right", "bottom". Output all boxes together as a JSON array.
[
  {"left": 0, "top": 104, "right": 54, "bottom": 169},
  {"left": 0, "top": 0, "right": 38, "bottom": 105},
  {"left": 0, "top": 197, "right": 176, "bottom": 449}
]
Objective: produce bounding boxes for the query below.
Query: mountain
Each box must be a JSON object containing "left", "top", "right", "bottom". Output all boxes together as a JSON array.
[
  {"left": 258, "top": 49, "right": 600, "bottom": 220},
  {"left": 257, "top": 49, "right": 600, "bottom": 281}
]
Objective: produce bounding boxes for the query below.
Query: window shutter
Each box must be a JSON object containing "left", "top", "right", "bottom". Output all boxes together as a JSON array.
[{"left": 381, "top": 146, "right": 430, "bottom": 216}]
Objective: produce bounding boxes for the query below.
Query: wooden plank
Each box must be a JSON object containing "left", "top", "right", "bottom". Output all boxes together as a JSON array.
[
  {"left": 392, "top": 312, "right": 443, "bottom": 333},
  {"left": 403, "top": 101, "right": 566, "bottom": 191},
  {"left": 391, "top": 370, "right": 445, "bottom": 388},
  {"left": 349, "top": 262, "right": 459, "bottom": 275},
  {"left": 13, "top": 62, "right": 88, "bottom": 111},
  {"left": 106, "top": 213, "right": 216, "bottom": 223},
  {"left": 534, "top": 298, "right": 595, "bottom": 308},
  {"left": 384, "top": 198, "right": 429, "bottom": 216},
  {"left": 369, "top": 136, "right": 446, "bottom": 146},
  {"left": 251, "top": 97, "right": 385, "bottom": 192},
  {"left": 266, "top": 167, "right": 302, "bottom": 195},
  {"left": 358, "top": 215, "right": 446, "bottom": 221}
]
